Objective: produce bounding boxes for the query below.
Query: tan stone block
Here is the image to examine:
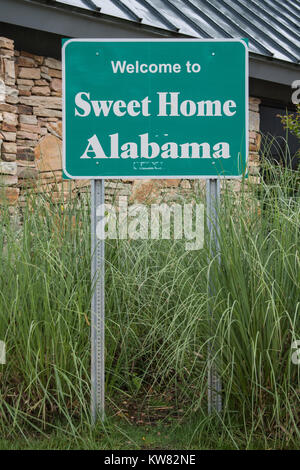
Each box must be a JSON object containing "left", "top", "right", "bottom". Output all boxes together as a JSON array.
[
  {"left": 35, "top": 79, "right": 48, "bottom": 86},
  {"left": 50, "top": 78, "right": 62, "bottom": 92},
  {"left": 17, "top": 166, "right": 38, "bottom": 179},
  {"left": 38, "top": 169, "right": 61, "bottom": 180},
  {"left": 17, "top": 146, "right": 35, "bottom": 161},
  {"left": 130, "top": 179, "right": 165, "bottom": 204},
  {"left": 48, "top": 68, "right": 62, "bottom": 78},
  {"left": 20, "top": 51, "right": 43, "bottom": 65},
  {"left": 19, "top": 123, "right": 40, "bottom": 133},
  {"left": 19, "top": 114, "right": 37, "bottom": 125},
  {"left": 18, "top": 67, "right": 41, "bottom": 80},
  {"left": 41, "top": 72, "right": 51, "bottom": 82},
  {"left": 256, "top": 133, "right": 261, "bottom": 151},
  {"left": 5, "top": 86, "right": 19, "bottom": 100},
  {"left": 31, "top": 86, "right": 51, "bottom": 96},
  {"left": 3, "top": 58, "right": 15, "bottom": 84},
  {"left": 14, "top": 63, "right": 19, "bottom": 80},
  {"left": 0, "top": 187, "right": 19, "bottom": 204},
  {"left": 249, "top": 97, "right": 261, "bottom": 113},
  {"left": 47, "top": 121, "right": 62, "bottom": 137},
  {"left": 16, "top": 139, "right": 38, "bottom": 147},
  {"left": 17, "top": 56, "right": 35, "bottom": 67},
  {"left": 19, "top": 95, "right": 61, "bottom": 109},
  {"left": 17, "top": 78, "right": 34, "bottom": 86},
  {"left": 1, "top": 131, "right": 16, "bottom": 141},
  {"left": 248, "top": 165, "right": 260, "bottom": 176},
  {"left": 249, "top": 97, "right": 261, "bottom": 104},
  {"left": 249, "top": 152, "right": 259, "bottom": 162},
  {"left": 39, "top": 117, "right": 59, "bottom": 122},
  {"left": 0, "top": 103, "right": 17, "bottom": 113},
  {"left": 248, "top": 175, "right": 260, "bottom": 183},
  {"left": 180, "top": 179, "right": 191, "bottom": 189},
  {"left": 249, "top": 104, "right": 260, "bottom": 113},
  {"left": 9, "top": 100, "right": 17, "bottom": 115},
  {"left": 18, "top": 84, "right": 32, "bottom": 91},
  {"left": 35, "top": 134, "right": 62, "bottom": 173},
  {"left": 0, "top": 48, "right": 14, "bottom": 57},
  {"left": 0, "top": 161, "right": 17, "bottom": 175},
  {"left": 249, "top": 142, "right": 257, "bottom": 152},
  {"left": 0, "top": 37, "right": 14, "bottom": 50},
  {"left": 33, "top": 107, "right": 62, "bottom": 118},
  {"left": 249, "top": 110, "right": 260, "bottom": 131},
  {"left": 1, "top": 123, "right": 17, "bottom": 132},
  {"left": 2, "top": 142, "right": 17, "bottom": 153},
  {"left": 248, "top": 155, "right": 260, "bottom": 176},
  {"left": 0, "top": 174, "right": 17, "bottom": 185},
  {"left": 162, "top": 179, "right": 181, "bottom": 187},
  {"left": 18, "top": 104, "right": 32, "bottom": 115},
  {"left": 44, "top": 57, "right": 61, "bottom": 70},
  {"left": 19, "top": 89, "right": 31, "bottom": 96},
  {"left": 2, "top": 153, "right": 16, "bottom": 162},
  {"left": 3, "top": 111, "right": 17, "bottom": 126},
  {"left": 17, "top": 160, "right": 36, "bottom": 168},
  {"left": 0, "top": 82, "right": 5, "bottom": 104},
  {"left": 17, "top": 130, "right": 39, "bottom": 140},
  {"left": 6, "top": 95, "right": 19, "bottom": 105}
]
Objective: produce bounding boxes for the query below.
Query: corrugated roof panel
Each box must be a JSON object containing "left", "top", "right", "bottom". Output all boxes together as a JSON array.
[
  {"left": 56, "top": 0, "right": 94, "bottom": 10},
  {"left": 140, "top": 0, "right": 202, "bottom": 36},
  {"left": 223, "top": 0, "right": 299, "bottom": 61},
  {"left": 257, "top": 0, "right": 299, "bottom": 31},
  {"left": 91, "top": 0, "right": 132, "bottom": 20},
  {"left": 203, "top": 0, "right": 300, "bottom": 62},
  {"left": 235, "top": 0, "right": 299, "bottom": 44},
  {"left": 279, "top": 0, "right": 300, "bottom": 18},
  {"left": 120, "top": 0, "right": 174, "bottom": 29},
  {"left": 246, "top": 0, "right": 299, "bottom": 36},
  {"left": 188, "top": 0, "right": 273, "bottom": 56},
  {"left": 52, "top": 0, "right": 300, "bottom": 63}
]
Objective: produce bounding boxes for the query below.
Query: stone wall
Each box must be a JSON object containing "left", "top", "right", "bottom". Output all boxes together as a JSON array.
[
  {"left": 0, "top": 36, "right": 261, "bottom": 206},
  {"left": 248, "top": 97, "right": 261, "bottom": 180}
]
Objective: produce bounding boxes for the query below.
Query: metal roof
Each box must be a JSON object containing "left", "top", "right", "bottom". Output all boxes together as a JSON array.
[{"left": 52, "top": 0, "right": 300, "bottom": 63}]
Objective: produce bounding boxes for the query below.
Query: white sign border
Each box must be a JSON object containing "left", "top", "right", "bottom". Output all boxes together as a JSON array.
[{"left": 62, "top": 38, "right": 249, "bottom": 180}]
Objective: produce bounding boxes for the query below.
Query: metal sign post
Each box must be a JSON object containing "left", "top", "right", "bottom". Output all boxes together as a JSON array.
[
  {"left": 91, "top": 179, "right": 105, "bottom": 423},
  {"left": 206, "top": 178, "right": 222, "bottom": 414}
]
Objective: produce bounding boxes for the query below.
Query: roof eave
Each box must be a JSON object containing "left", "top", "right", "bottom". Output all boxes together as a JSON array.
[
  {"left": 2, "top": 0, "right": 299, "bottom": 87},
  {"left": 249, "top": 52, "right": 300, "bottom": 86}
]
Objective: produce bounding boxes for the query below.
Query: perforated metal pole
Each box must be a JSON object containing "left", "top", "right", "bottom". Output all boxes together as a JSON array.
[
  {"left": 206, "top": 178, "right": 222, "bottom": 414},
  {"left": 91, "top": 179, "right": 105, "bottom": 424}
]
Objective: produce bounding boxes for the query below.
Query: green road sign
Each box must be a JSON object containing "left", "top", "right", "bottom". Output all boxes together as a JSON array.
[{"left": 63, "top": 39, "right": 248, "bottom": 179}]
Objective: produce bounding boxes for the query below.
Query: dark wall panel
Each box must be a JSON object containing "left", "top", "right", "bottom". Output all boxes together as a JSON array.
[
  {"left": 0, "top": 22, "right": 66, "bottom": 59},
  {"left": 260, "top": 104, "right": 299, "bottom": 170}
]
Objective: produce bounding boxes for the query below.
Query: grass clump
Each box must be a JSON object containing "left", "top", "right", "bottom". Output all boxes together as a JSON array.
[{"left": 0, "top": 156, "right": 299, "bottom": 449}]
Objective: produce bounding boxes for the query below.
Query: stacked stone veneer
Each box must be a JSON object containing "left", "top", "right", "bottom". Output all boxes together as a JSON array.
[
  {"left": 0, "top": 36, "right": 64, "bottom": 204},
  {"left": 0, "top": 36, "right": 261, "bottom": 206}
]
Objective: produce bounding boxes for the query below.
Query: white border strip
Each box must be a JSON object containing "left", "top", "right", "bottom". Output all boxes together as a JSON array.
[{"left": 62, "top": 38, "right": 248, "bottom": 179}]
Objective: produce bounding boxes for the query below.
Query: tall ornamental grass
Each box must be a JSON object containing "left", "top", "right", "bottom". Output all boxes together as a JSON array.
[{"left": 0, "top": 156, "right": 299, "bottom": 446}]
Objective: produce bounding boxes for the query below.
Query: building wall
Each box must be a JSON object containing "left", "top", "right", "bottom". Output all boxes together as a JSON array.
[{"left": 0, "top": 37, "right": 261, "bottom": 206}]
